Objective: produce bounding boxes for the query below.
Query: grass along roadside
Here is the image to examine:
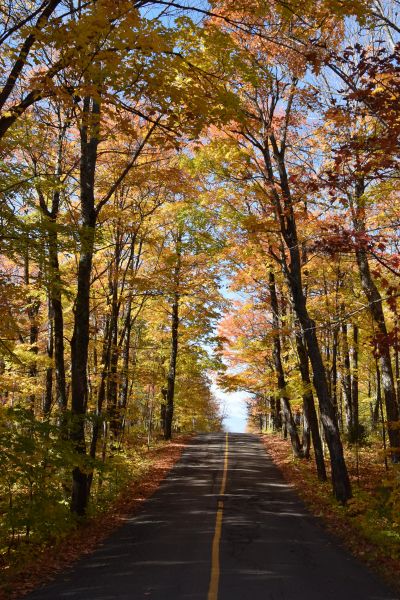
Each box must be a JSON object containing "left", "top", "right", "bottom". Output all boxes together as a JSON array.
[
  {"left": 260, "top": 433, "right": 400, "bottom": 595},
  {"left": 0, "top": 434, "right": 192, "bottom": 600}
]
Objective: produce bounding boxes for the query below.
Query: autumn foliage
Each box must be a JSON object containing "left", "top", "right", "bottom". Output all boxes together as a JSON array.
[{"left": 0, "top": 0, "right": 400, "bottom": 580}]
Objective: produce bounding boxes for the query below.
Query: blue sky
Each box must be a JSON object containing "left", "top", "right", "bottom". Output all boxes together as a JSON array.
[{"left": 211, "top": 381, "right": 249, "bottom": 433}]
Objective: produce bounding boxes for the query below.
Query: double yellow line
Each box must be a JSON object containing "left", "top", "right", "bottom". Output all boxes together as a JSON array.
[{"left": 208, "top": 433, "right": 229, "bottom": 600}]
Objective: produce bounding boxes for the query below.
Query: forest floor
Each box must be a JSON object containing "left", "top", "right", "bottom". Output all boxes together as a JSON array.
[
  {"left": 0, "top": 434, "right": 192, "bottom": 600},
  {"left": 261, "top": 433, "right": 400, "bottom": 595}
]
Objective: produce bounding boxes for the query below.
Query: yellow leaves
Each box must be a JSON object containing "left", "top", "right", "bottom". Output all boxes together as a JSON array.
[{"left": 372, "top": 85, "right": 385, "bottom": 96}]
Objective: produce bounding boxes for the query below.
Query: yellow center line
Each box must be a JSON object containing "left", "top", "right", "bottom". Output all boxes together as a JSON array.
[{"left": 208, "top": 433, "right": 229, "bottom": 600}]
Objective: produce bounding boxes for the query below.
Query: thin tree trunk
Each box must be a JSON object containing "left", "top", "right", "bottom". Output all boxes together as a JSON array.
[
  {"left": 269, "top": 271, "right": 303, "bottom": 457},
  {"left": 48, "top": 220, "right": 67, "bottom": 413},
  {"left": 37, "top": 117, "right": 68, "bottom": 415},
  {"left": 351, "top": 178, "right": 399, "bottom": 459},
  {"left": 331, "top": 325, "right": 339, "bottom": 418},
  {"left": 164, "top": 230, "right": 182, "bottom": 440},
  {"left": 373, "top": 361, "right": 382, "bottom": 426},
  {"left": 354, "top": 243, "right": 400, "bottom": 459},
  {"left": 119, "top": 302, "right": 132, "bottom": 420},
  {"left": 350, "top": 323, "right": 359, "bottom": 442},
  {"left": 118, "top": 234, "right": 145, "bottom": 431},
  {"left": 43, "top": 295, "right": 54, "bottom": 416},
  {"left": 24, "top": 253, "right": 40, "bottom": 413},
  {"left": 87, "top": 313, "right": 111, "bottom": 494},
  {"left": 341, "top": 314, "right": 353, "bottom": 434},
  {"left": 268, "top": 271, "right": 303, "bottom": 457},
  {"left": 165, "top": 291, "right": 179, "bottom": 440},
  {"left": 295, "top": 329, "right": 327, "bottom": 480},
  {"left": 107, "top": 252, "right": 121, "bottom": 438}
]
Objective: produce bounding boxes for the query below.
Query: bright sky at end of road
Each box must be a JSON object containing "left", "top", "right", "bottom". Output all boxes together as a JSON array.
[{"left": 211, "top": 382, "right": 249, "bottom": 433}]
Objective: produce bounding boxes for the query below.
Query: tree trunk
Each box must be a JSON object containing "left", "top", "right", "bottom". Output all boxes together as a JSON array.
[
  {"left": 43, "top": 295, "right": 54, "bottom": 416},
  {"left": 88, "top": 313, "right": 111, "bottom": 494},
  {"left": 48, "top": 220, "right": 67, "bottom": 413},
  {"left": 351, "top": 179, "right": 399, "bottom": 459},
  {"left": 373, "top": 361, "right": 381, "bottom": 426},
  {"left": 24, "top": 253, "right": 40, "bottom": 413},
  {"left": 269, "top": 271, "right": 303, "bottom": 457},
  {"left": 266, "top": 134, "right": 351, "bottom": 502},
  {"left": 295, "top": 329, "right": 327, "bottom": 480},
  {"left": 355, "top": 244, "right": 400, "bottom": 459},
  {"left": 165, "top": 292, "right": 179, "bottom": 440},
  {"left": 70, "top": 96, "right": 100, "bottom": 516},
  {"left": 341, "top": 315, "right": 353, "bottom": 434},
  {"left": 37, "top": 119, "right": 68, "bottom": 415},
  {"left": 350, "top": 323, "right": 359, "bottom": 442},
  {"left": 119, "top": 302, "right": 132, "bottom": 422},
  {"left": 301, "top": 406, "right": 310, "bottom": 457},
  {"left": 331, "top": 325, "right": 339, "bottom": 419},
  {"left": 164, "top": 230, "right": 182, "bottom": 440}
]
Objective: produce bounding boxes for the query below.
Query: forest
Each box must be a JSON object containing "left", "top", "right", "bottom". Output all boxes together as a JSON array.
[{"left": 0, "top": 0, "right": 400, "bottom": 582}]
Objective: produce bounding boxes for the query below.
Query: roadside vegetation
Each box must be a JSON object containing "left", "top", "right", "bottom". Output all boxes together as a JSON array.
[{"left": 261, "top": 432, "right": 400, "bottom": 592}]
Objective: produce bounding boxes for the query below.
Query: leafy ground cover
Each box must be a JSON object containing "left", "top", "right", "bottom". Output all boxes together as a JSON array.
[
  {"left": 261, "top": 433, "right": 400, "bottom": 594},
  {"left": 0, "top": 435, "right": 191, "bottom": 600}
]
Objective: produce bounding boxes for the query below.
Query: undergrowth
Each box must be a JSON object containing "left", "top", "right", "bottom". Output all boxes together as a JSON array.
[{"left": 0, "top": 406, "right": 160, "bottom": 573}]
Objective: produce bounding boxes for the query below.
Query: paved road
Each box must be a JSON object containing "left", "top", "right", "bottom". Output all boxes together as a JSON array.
[{"left": 27, "top": 433, "right": 397, "bottom": 600}]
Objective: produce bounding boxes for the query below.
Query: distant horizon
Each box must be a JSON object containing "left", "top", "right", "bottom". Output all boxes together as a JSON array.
[{"left": 211, "top": 382, "right": 249, "bottom": 433}]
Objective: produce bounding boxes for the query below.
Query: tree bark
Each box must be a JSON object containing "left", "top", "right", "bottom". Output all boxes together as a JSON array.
[
  {"left": 351, "top": 180, "right": 400, "bottom": 460},
  {"left": 36, "top": 119, "right": 68, "bottom": 415},
  {"left": 295, "top": 329, "right": 327, "bottom": 480},
  {"left": 350, "top": 323, "right": 359, "bottom": 442},
  {"left": 107, "top": 235, "right": 121, "bottom": 438},
  {"left": 48, "top": 219, "right": 67, "bottom": 413},
  {"left": 341, "top": 315, "right": 353, "bottom": 434},
  {"left": 373, "top": 361, "right": 381, "bottom": 425},
  {"left": 265, "top": 134, "right": 351, "bottom": 502},
  {"left": 24, "top": 253, "right": 40, "bottom": 413},
  {"left": 87, "top": 313, "right": 111, "bottom": 493},
  {"left": 331, "top": 325, "right": 339, "bottom": 419},
  {"left": 268, "top": 271, "right": 303, "bottom": 457},
  {"left": 43, "top": 295, "right": 54, "bottom": 416},
  {"left": 164, "top": 230, "right": 182, "bottom": 440},
  {"left": 70, "top": 96, "right": 100, "bottom": 516},
  {"left": 164, "top": 293, "right": 179, "bottom": 440}
]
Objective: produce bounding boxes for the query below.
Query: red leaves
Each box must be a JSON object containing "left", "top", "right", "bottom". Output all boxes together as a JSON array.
[
  {"left": 309, "top": 225, "right": 374, "bottom": 256},
  {"left": 371, "top": 330, "right": 398, "bottom": 357}
]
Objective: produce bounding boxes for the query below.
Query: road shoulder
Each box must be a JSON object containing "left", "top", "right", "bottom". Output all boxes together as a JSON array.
[
  {"left": 260, "top": 433, "right": 400, "bottom": 597},
  {"left": 1, "top": 435, "right": 192, "bottom": 600}
]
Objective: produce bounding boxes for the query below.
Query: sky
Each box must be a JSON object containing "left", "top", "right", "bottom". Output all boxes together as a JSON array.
[{"left": 211, "top": 381, "right": 249, "bottom": 433}]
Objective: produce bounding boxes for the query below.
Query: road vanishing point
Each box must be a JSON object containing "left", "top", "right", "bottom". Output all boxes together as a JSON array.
[{"left": 27, "top": 433, "right": 397, "bottom": 600}]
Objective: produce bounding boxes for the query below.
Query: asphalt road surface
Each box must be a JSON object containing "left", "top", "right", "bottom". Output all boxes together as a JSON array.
[{"left": 26, "top": 433, "right": 398, "bottom": 600}]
